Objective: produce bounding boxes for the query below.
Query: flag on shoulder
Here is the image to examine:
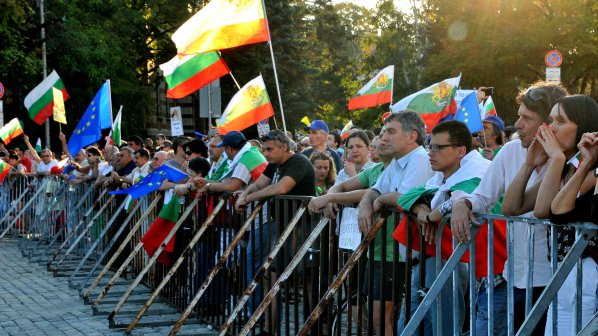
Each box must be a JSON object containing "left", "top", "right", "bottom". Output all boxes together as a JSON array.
[
  {"left": 455, "top": 92, "right": 483, "bottom": 133},
  {"left": 172, "top": 0, "right": 269, "bottom": 56},
  {"left": 0, "top": 118, "right": 24, "bottom": 145},
  {"left": 109, "top": 164, "right": 188, "bottom": 200},
  {"left": 391, "top": 74, "right": 461, "bottom": 131},
  {"left": 348, "top": 65, "right": 394, "bottom": 110},
  {"left": 216, "top": 75, "right": 275, "bottom": 134},
  {"left": 67, "top": 81, "right": 112, "bottom": 156},
  {"left": 160, "top": 52, "right": 230, "bottom": 99},
  {"left": 24, "top": 70, "right": 69, "bottom": 125},
  {"left": 140, "top": 195, "right": 180, "bottom": 266}
]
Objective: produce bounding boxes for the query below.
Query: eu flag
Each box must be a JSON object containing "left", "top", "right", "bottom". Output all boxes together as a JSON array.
[
  {"left": 455, "top": 92, "right": 483, "bottom": 133},
  {"left": 67, "top": 81, "right": 112, "bottom": 156},
  {"left": 109, "top": 164, "right": 188, "bottom": 199}
]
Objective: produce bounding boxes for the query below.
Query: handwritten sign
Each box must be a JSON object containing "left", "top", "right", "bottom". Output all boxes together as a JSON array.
[{"left": 338, "top": 207, "right": 362, "bottom": 251}]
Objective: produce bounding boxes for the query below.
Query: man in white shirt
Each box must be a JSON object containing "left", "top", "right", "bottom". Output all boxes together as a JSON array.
[
  {"left": 450, "top": 82, "right": 567, "bottom": 335},
  {"left": 36, "top": 149, "right": 59, "bottom": 176}
]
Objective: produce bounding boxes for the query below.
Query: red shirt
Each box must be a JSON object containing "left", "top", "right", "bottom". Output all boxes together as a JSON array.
[{"left": 21, "top": 156, "right": 32, "bottom": 173}]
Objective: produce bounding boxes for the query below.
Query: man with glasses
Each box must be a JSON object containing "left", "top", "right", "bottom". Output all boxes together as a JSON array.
[
  {"left": 35, "top": 149, "right": 58, "bottom": 177},
  {"left": 150, "top": 151, "right": 168, "bottom": 171},
  {"left": 450, "top": 82, "right": 567, "bottom": 335},
  {"left": 396, "top": 120, "right": 491, "bottom": 335},
  {"left": 116, "top": 148, "right": 150, "bottom": 188},
  {"left": 236, "top": 130, "right": 315, "bottom": 336}
]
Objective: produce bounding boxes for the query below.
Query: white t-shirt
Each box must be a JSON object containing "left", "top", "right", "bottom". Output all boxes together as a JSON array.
[{"left": 37, "top": 160, "right": 58, "bottom": 173}]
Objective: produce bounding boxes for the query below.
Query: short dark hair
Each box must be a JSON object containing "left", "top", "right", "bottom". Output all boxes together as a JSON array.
[
  {"left": 555, "top": 95, "right": 598, "bottom": 145},
  {"left": 86, "top": 146, "right": 102, "bottom": 157},
  {"left": 384, "top": 110, "right": 427, "bottom": 145},
  {"left": 128, "top": 135, "right": 144, "bottom": 147},
  {"left": 188, "top": 157, "right": 211, "bottom": 177},
  {"left": 485, "top": 122, "right": 504, "bottom": 145},
  {"left": 432, "top": 121, "right": 473, "bottom": 153},
  {"left": 344, "top": 130, "right": 370, "bottom": 147},
  {"left": 133, "top": 148, "right": 150, "bottom": 159},
  {"left": 261, "top": 130, "right": 291, "bottom": 152},
  {"left": 516, "top": 81, "right": 568, "bottom": 120},
  {"left": 172, "top": 136, "right": 191, "bottom": 154},
  {"left": 503, "top": 126, "right": 517, "bottom": 140},
  {"left": 329, "top": 132, "right": 341, "bottom": 148},
  {"left": 184, "top": 139, "right": 208, "bottom": 158}
]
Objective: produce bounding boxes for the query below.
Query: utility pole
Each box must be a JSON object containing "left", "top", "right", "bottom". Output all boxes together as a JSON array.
[{"left": 40, "top": 0, "right": 50, "bottom": 148}]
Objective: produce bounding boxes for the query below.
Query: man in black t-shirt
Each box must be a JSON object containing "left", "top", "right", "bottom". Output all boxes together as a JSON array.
[{"left": 236, "top": 130, "right": 315, "bottom": 335}]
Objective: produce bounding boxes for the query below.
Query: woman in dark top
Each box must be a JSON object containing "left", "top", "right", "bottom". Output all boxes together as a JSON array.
[{"left": 546, "top": 97, "right": 598, "bottom": 336}]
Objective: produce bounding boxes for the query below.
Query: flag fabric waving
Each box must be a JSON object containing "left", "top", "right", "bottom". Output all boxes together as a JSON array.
[
  {"left": 348, "top": 65, "right": 394, "bottom": 110},
  {"left": 216, "top": 75, "right": 275, "bottom": 134},
  {"left": 107, "top": 106, "right": 122, "bottom": 147},
  {"left": 52, "top": 87, "right": 67, "bottom": 124},
  {"left": 172, "top": 0, "right": 269, "bottom": 56},
  {"left": 35, "top": 138, "right": 42, "bottom": 152},
  {"left": 0, "top": 161, "right": 10, "bottom": 184},
  {"left": 160, "top": 52, "right": 230, "bottom": 99},
  {"left": 483, "top": 95, "right": 497, "bottom": 117},
  {"left": 391, "top": 74, "right": 461, "bottom": 131},
  {"left": 340, "top": 120, "right": 353, "bottom": 140},
  {"left": 24, "top": 70, "right": 70, "bottom": 125},
  {"left": 455, "top": 92, "right": 483, "bottom": 133},
  {"left": 109, "top": 164, "right": 188, "bottom": 200},
  {"left": 67, "top": 81, "right": 112, "bottom": 156},
  {"left": 140, "top": 195, "right": 180, "bottom": 266},
  {"left": 0, "top": 118, "right": 24, "bottom": 145}
]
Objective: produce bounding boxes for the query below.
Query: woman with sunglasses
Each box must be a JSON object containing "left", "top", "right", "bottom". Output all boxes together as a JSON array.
[{"left": 504, "top": 95, "right": 598, "bottom": 335}]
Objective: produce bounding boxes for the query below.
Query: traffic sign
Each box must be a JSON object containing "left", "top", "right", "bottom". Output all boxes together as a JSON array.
[
  {"left": 545, "top": 50, "right": 563, "bottom": 68},
  {"left": 0, "top": 82, "right": 4, "bottom": 99}
]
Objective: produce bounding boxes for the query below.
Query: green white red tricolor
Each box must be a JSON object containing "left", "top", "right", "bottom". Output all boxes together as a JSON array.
[
  {"left": 160, "top": 52, "right": 230, "bottom": 99},
  {"left": 0, "top": 118, "right": 24, "bottom": 145},
  {"left": 24, "top": 70, "right": 69, "bottom": 125},
  {"left": 348, "top": 65, "right": 394, "bottom": 110}
]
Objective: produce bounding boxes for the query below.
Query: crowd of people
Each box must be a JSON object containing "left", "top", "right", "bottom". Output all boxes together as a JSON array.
[{"left": 1, "top": 80, "right": 598, "bottom": 335}]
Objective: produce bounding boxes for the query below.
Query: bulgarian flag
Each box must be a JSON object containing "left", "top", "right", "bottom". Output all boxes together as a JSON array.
[
  {"left": 0, "top": 161, "right": 10, "bottom": 184},
  {"left": 24, "top": 70, "right": 70, "bottom": 125},
  {"left": 348, "top": 65, "right": 394, "bottom": 110},
  {"left": 391, "top": 74, "right": 461, "bottom": 131},
  {"left": 160, "top": 52, "right": 230, "bottom": 99},
  {"left": 35, "top": 138, "right": 42, "bottom": 152},
  {"left": 483, "top": 95, "right": 497, "bottom": 117},
  {"left": 340, "top": 120, "right": 353, "bottom": 141},
  {"left": 0, "top": 118, "right": 24, "bottom": 145},
  {"left": 172, "top": 0, "right": 269, "bottom": 56},
  {"left": 107, "top": 106, "right": 122, "bottom": 147},
  {"left": 216, "top": 75, "right": 275, "bottom": 134},
  {"left": 140, "top": 196, "right": 180, "bottom": 267}
]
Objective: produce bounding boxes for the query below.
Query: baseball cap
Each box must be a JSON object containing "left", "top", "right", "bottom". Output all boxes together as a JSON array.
[
  {"left": 483, "top": 115, "right": 505, "bottom": 131},
  {"left": 305, "top": 120, "right": 329, "bottom": 133},
  {"left": 217, "top": 131, "right": 247, "bottom": 148}
]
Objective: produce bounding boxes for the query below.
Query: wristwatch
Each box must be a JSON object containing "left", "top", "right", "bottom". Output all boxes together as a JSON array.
[
  {"left": 206, "top": 183, "right": 211, "bottom": 191},
  {"left": 594, "top": 167, "right": 598, "bottom": 177}
]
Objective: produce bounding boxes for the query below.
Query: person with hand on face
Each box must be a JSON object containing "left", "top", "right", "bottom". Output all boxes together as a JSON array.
[
  {"left": 502, "top": 95, "right": 598, "bottom": 335},
  {"left": 450, "top": 81, "right": 568, "bottom": 335},
  {"left": 301, "top": 120, "right": 343, "bottom": 172}
]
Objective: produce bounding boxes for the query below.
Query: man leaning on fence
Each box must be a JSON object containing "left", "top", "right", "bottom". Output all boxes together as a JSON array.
[
  {"left": 236, "top": 130, "right": 316, "bottom": 336},
  {"left": 450, "top": 81, "right": 567, "bottom": 335},
  {"left": 396, "top": 120, "right": 491, "bottom": 335}
]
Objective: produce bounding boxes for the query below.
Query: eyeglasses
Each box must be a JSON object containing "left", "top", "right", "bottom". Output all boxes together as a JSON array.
[
  {"left": 185, "top": 150, "right": 193, "bottom": 156},
  {"left": 429, "top": 144, "right": 458, "bottom": 152},
  {"left": 41, "top": 154, "right": 50, "bottom": 158}
]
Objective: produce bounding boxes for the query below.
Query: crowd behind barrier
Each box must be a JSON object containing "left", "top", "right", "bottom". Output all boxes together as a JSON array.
[{"left": 1, "top": 176, "right": 597, "bottom": 335}]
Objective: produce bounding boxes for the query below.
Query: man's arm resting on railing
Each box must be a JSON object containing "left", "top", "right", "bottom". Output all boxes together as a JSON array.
[
  {"left": 244, "top": 176, "right": 295, "bottom": 202},
  {"left": 450, "top": 198, "right": 479, "bottom": 243},
  {"left": 358, "top": 189, "right": 381, "bottom": 234}
]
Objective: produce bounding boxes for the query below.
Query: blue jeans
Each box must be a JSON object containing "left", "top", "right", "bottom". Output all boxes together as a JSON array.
[{"left": 397, "top": 257, "right": 467, "bottom": 336}]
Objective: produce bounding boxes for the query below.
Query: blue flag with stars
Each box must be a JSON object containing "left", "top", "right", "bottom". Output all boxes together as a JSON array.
[
  {"left": 109, "top": 164, "right": 188, "bottom": 199},
  {"left": 455, "top": 92, "right": 483, "bottom": 133},
  {"left": 67, "top": 81, "right": 112, "bottom": 156}
]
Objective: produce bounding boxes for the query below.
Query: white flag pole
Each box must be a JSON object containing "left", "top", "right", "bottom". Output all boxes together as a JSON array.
[
  {"left": 389, "top": 65, "right": 395, "bottom": 106},
  {"left": 260, "top": 0, "right": 287, "bottom": 133}
]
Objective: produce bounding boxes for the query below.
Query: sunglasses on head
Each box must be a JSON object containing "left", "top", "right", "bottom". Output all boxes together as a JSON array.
[{"left": 185, "top": 150, "right": 193, "bottom": 156}]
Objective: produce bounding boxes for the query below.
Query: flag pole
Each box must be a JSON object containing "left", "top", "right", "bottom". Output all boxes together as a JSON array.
[
  {"left": 259, "top": 0, "right": 287, "bottom": 134},
  {"left": 389, "top": 66, "right": 395, "bottom": 106},
  {"left": 228, "top": 72, "right": 241, "bottom": 91}
]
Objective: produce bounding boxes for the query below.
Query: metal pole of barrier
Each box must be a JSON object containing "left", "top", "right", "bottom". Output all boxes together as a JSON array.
[
  {"left": 516, "top": 228, "right": 596, "bottom": 336},
  {"left": 436, "top": 223, "right": 444, "bottom": 336},
  {"left": 402, "top": 225, "right": 480, "bottom": 336},
  {"left": 578, "top": 311, "right": 598, "bottom": 335},
  {"left": 488, "top": 218, "right": 495, "bottom": 335},
  {"left": 0, "top": 179, "right": 49, "bottom": 240},
  {"left": 549, "top": 225, "right": 558, "bottom": 335},
  {"left": 525, "top": 225, "right": 535, "bottom": 316},
  {"left": 68, "top": 197, "right": 147, "bottom": 288},
  {"left": 169, "top": 202, "right": 264, "bottom": 336},
  {"left": 80, "top": 194, "right": 162, "bottom": 294},
  {"left": 295, "top": 216, "right": 386, "bottom": 336},
  {"left": 28, "top": 183, "right": 69, "bottom": 253},
  {"left": 73, "top": 185, "right": 95, "bottom": 210},
  {"left": 22, "top": 179, "right": 67, "bottom": 242},
  {"left": 240, "top": 213, "right": 332, "bottom": 336},
  {"left": 51, "top": 198, "right": 126, "bottom": 272},
  {"left": 470, "top": 229, "right": 477, "bottom": 336},
  {"left": 126, "top": 198, "right": 225, "bottom": 334},
  {"left": 507, "top": 219, "right": 515, "bottom": 336},
  {"left": 43, "top": 185, "right": 93, "bottom": 250},
  {"left": 0, "top": 181, "right": 30, "bottom": 227},
  {"left": 218, "top": 205, "right": 307, "bottom": 336},
  {"left": 46, "top": 190, "right": 109, "bottom": 269},
  {"left": 575, "top": 227, "right": 583, "bottom": 334},
  {"left": 107, "top": 197, "right": 201, "bottom": 322}
]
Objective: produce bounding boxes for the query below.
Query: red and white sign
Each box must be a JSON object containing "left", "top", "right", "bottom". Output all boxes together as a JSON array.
[
  {"left": 0, "top": 82, "right": 4, "bottom": 99},
  {"left": 545, "top": 50, "right": 563, "bottom": 68}
]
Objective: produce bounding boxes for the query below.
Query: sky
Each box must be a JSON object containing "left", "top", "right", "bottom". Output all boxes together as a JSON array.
[{"left": 331, "top": 0, "right": 413, "bottom": 12}]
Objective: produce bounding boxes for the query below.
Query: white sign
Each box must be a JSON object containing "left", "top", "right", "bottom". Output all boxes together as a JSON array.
[
  {"left": 546, "top": 67, "right": 561, "bottom": 83},
  {"left": 170, "top": 106, "right": 184, "bottom": 136},
  {"left": 257, "top": 120, "right": 270, "bottom": 136},
  {"left": 0, "top": 100, "right": 3, "bottom": 127},
  {"left": 338, "top": 207, "right": 362, "bottom": 251}
]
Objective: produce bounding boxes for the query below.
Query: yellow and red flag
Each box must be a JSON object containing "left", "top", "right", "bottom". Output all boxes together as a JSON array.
[
  {"left": 216, "top": 75, "right": 274, "bottom": 134},
  {"left": 172, "top": 0, "right": 269, "bottom": 56}
]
